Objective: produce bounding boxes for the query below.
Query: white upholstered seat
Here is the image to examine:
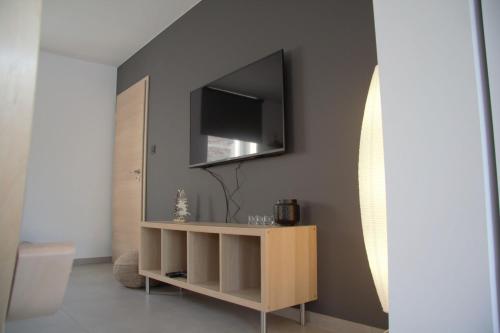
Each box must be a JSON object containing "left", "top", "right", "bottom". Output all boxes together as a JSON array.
[{"left": 7, "top": 242, "right": 75, "bottom": 320}]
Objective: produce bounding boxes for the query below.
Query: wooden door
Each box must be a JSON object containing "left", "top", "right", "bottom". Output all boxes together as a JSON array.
[{"left": 112, "top": 77, "right": 148, "bottom": 261}]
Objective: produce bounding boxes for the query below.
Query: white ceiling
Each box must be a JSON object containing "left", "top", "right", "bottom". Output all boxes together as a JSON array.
[{"left": 41, "top": 0, "right": 202, "bottom": 67}]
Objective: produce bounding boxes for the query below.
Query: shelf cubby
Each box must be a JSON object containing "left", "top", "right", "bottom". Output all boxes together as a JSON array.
[
  {"left": 187, "top": 231, "right": 220, "bottom": 291},
  {"left": 140, "top": 227, "right": 161, "bottom": 273},
  {"left": 220, "top": 235, "right": 261, "bottom": 303},
  {"left": 161, "top": 230, "right": 187, "bottom": 281}
]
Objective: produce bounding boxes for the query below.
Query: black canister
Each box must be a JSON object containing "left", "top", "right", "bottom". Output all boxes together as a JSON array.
[{"left": 274, "top": 199, "right": 300, "bottom": 226}]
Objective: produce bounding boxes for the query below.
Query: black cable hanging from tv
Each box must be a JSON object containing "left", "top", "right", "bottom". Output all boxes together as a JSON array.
[
  {"left": 201, "top": 162, "right": 243, "bottom": 223},
  {"left": 202, "top": 167, "right": 230, "bottom": 223},
  {"left": 229, "top": 162, "right": 243, "bottom": 222}
]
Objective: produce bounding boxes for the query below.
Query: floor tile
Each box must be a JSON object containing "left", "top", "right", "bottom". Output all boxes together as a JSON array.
[{"left": 6, "top": 264, "right": 331, "bottom": 333}]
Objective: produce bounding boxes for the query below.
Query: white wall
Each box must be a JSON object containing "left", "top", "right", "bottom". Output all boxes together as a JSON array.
[
  {"left": 21, "top": 51, "right": 116, "bottom": 259},
  {"left": 483, "top": 0, "right": 500, "bottom": 199},
  {"left": 373, "top": 1, "right": 499, "bottom": 332}
]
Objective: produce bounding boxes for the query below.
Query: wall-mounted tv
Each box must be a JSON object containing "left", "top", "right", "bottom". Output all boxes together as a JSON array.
[{"left": 190, "top": 50, "right": 285, "bottom": 168}]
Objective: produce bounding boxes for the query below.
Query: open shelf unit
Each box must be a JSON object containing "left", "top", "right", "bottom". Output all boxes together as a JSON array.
[
  {"left": 221, "top": 234, "right": 261, "bottom": 303},
  {"left": 161, "top": 229, "right": 187, "bottom": 281},
  {"left": 188, "top": 232, "right": 219, "bottom": 291},
  {"left": 139, "top": 221, "right": 317, "bottom": 314},
  {"left": 140, "top": 227, "right": 161, "bottom": 272}
]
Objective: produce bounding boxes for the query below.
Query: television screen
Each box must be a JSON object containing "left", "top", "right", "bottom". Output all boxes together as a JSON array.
[{"left": 190, "top": 50, "right": 285, "bottom": 167}]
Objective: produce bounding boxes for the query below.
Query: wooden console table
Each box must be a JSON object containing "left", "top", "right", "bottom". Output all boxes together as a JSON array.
[{"left": 139, "top": 221, "right": 317, "bottom": 333}]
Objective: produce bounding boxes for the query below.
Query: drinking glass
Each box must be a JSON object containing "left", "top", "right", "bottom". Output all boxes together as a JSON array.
[
  {"left": 248, "top": 215, "right": 256, "bottom": 225},
  {"left": 263, "top": 215, "right": 274, "bottom": 225}
]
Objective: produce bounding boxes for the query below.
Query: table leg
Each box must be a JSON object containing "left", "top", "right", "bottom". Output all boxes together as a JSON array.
[
  {"left": 300, "top": 303, "right": 306, "bottom": 326},
  {"left": 145, "top": 276, "right": 150, "bottom": 294},
  {"left": 260, "top": 311, "right": 266, "bottom": 333}
]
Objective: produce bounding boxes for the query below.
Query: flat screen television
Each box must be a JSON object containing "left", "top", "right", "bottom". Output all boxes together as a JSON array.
[{"left": 190, "top": 50, "right": 285, "bottom": 168}]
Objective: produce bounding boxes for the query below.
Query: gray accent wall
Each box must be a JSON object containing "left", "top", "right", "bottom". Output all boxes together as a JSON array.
[{"left": 117, "top": 0, "right": 385, "bottom": 328}]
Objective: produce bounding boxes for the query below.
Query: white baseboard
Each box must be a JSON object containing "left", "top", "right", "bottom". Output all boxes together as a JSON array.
[
  {"left": 273, "top": 307, "right": 385, "bottom": 333},
  {"left": 73, "top": 256, "right": 112, "bottom": 266}
]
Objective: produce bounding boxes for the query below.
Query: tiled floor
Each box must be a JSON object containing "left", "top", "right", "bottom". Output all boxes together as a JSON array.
[{"left": 6, "top": 264, "right": 330, "bottom": 333}]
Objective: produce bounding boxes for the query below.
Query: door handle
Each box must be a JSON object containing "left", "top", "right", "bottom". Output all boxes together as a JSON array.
[{"left": 131, "top": 169, "right": 141, "bottom": 175}]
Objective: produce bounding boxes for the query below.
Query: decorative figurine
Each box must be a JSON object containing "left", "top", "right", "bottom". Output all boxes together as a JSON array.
[{"left": 173, "top": 189, "right": 190, "bottom": 222}]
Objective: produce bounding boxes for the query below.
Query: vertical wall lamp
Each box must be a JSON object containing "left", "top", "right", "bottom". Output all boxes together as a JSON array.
[{"left": 358, "top": 65, "right": 389, "bottom": 314}]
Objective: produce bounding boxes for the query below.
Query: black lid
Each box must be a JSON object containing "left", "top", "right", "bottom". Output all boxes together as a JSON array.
[{"left": 276, "top": 199, "right": 298, "bottom": 204}]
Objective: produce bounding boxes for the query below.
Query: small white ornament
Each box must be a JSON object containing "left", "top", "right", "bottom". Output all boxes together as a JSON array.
[{"left": 173, "top": 189, "right": 190, "bottom": 222}]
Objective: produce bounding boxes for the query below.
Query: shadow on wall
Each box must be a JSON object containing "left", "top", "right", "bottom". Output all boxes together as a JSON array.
[{"left": 284, "top": 46, "right": 306, "bottom": 155}]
